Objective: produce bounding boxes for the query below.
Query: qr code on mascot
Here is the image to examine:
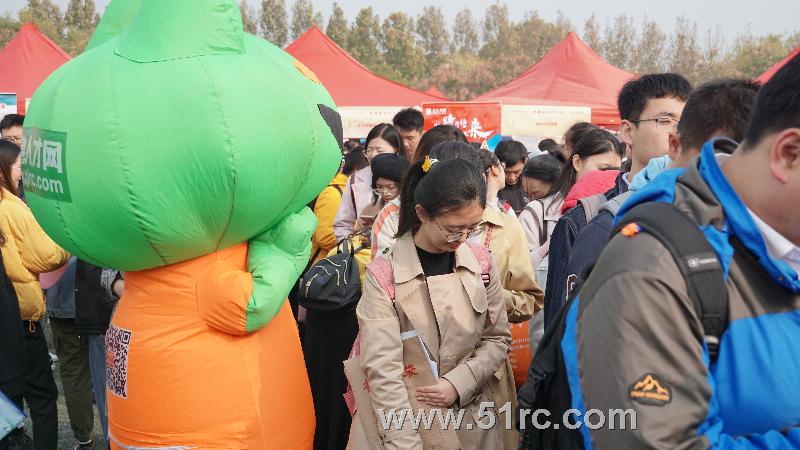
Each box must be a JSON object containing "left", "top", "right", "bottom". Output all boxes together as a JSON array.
[{"left": 106, "top": 324, "right": 132, "bottom": 399}]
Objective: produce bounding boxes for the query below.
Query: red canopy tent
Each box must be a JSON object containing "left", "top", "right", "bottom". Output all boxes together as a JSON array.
[
  {"left": 0, "top": 23, "right": 70, "bottom": 116},
  {"left": 475, "top": 32, "right": 635, "bottom": 128},
  {"left": 756, "top": 47, "right": 800, "bottom": 84},
  {"left": 285, "top": 26, "right": 446, "bottom": 107}
]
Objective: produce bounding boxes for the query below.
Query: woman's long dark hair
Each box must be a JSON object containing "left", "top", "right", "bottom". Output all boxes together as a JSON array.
[
  {"left": 0, "top": 140, "right": 22, "bottom": 246},
  {"left": 0, "top": 140, "right": 21, "bottom": 198},
  {"left": 563, "top": 122, "right": 598, "bottom": 155},
  {"left": 365, "top": 123, "right": 406, "bottom": 160},
  {"left": 397, "top": 159, "right": 486, "bottom": 237},
  {"left": 396, "top": 141, "right": 482, "bottom": 237},
  {"left": 548, "top": 129, "right": 624, "bottom": 203}
]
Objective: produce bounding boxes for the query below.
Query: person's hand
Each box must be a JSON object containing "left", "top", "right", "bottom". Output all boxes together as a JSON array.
[
  {"left": 416, "top": 378, "right": 459, "bottom": 408},
  {"left": 112, "top": 278, "right": 124, "bottom": 297}
]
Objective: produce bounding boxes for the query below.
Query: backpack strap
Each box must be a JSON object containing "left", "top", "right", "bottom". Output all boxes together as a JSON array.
[
  {"left": 466, "top": 242, "right": 492, "bottom": 276},
  {"left": 366, "top": 255, "right": 396, "bottom": 301},
  {"left": 330, "top": 183, "right": 343, "bottom": 196},
  {"left": 524, "top": 200, "right": 548, "bottom": 247},
  {"left": 611, "top": 202, "right": 729, "bottom": 362},
  {"left": 600, "top": 190, "right": 634, "bottom": 218},
  {"left": 578, "top": 193, "right": 608, "bottom": 224}
]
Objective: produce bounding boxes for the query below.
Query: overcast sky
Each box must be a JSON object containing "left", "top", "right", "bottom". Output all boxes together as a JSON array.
[{"left": 3, "top": 0, "right": 797, "bottom": 43}]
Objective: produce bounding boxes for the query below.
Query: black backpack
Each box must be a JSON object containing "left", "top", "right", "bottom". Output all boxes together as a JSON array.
[
  {"left": 297, "top": 238, "right": 368, "bottom": 313},
  {"left": 518, "top": 202, "right": 729, "bottom": 450}
]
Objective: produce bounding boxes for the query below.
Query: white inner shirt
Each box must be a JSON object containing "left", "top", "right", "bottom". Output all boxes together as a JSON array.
[{"left": 746, "top": 207, "right": 800, "bottom": 276}]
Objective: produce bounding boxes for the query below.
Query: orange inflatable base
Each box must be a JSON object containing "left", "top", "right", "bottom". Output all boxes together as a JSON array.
[{"left": 106, "top": 244, "right": 315, "bottom": 449}]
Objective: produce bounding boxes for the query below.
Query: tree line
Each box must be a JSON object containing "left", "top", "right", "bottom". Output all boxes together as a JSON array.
[{"left": 3, "top": 0, "right": 798, "bottom": 100}]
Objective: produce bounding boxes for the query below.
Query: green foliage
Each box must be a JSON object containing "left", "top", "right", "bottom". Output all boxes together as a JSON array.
[
  {"left": 0, "top": 13, "right": 22, "bottom": 50},
  {"left": 240, "top": 1, "right": 258, "bottom": 35},
  {"left": 259, "top": 0, "right": 287, "bottom": 47},
  {"left": 289, "top": 0, "right": 313, "bottom": 40},
  {"left": 326, "top": 2, "right": 348, "bottom": 46},
  {"left": 4, "top": 1, "right": 798, "bottom": 98}
]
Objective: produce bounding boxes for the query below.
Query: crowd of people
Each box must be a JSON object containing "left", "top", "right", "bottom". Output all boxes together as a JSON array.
[
  {"left": 300, "top": 54, "right": 800, "bottom": 450},
  {"left": 0, "top": 54, "right": 798, "bottom": 450}
]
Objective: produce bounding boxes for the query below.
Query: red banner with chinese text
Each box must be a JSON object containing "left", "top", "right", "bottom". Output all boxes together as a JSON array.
[{"left": 422, "top": 102, "right": 502, "bottom": 143}]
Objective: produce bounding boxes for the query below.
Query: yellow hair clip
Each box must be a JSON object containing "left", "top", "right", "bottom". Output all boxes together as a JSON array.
[{"left": 422, "top": 156, "right": 439, "bottom": 173}]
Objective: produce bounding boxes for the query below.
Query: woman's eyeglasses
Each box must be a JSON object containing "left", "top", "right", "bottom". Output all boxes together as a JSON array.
[
  {"left": 372, "top": 186, "right": 398, "bottom": 197},
  {"left": 433, "top": 219, "right": 486, "bottom": 243}
]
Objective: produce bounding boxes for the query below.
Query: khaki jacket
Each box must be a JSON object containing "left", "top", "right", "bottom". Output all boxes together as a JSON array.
[
  {"left": 354, "top": 233, "right": 511, "bottom": 449},
  {"left": 0, "top": 189, "right": 69, "bottom": 321},
  {"left": 480, "top": 207, "right": 544, "bottom": 320}
]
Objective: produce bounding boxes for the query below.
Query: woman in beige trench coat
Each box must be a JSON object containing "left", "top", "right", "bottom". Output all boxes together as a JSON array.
[{"left": 351, "top": 155, "right": 512, "bottom": 449}]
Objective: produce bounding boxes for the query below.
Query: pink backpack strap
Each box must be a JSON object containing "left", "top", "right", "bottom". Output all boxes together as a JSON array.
[
  {"left": 466, "top": 242, "right": 492, "bottom": 275},
  {"left": 366, "top": 254, "right": 396, "bottom": 300},
  {"left": 345, "top": 255, "right": 396, "bottom": 417}
]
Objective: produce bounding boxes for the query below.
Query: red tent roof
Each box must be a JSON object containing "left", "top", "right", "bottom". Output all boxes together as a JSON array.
[
  {"left": 756, "top": 47, "right": 800, "bottom": 84},
  {"left": 286, "top": 26, "right": 446, "bottom": 107},
  {"left": 0, "top": 23, "right": 70, "bottom": 115},
  {"left": 475, "top": 32, "right": 635, "bottom": 128}
]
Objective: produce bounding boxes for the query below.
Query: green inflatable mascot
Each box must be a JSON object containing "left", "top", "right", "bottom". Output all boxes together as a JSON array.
[{"left": 22, "top": 0, "right": 341, "bottom": 447}]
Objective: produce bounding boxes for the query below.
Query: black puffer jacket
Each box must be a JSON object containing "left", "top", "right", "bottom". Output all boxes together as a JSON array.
[{"left": 0, "top": 252, "right": 24, "bottom": 384}]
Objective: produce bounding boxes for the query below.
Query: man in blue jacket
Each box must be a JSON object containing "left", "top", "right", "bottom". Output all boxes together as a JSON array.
[{"left": 565, "top": 54, "right": 800, "bottom": 448}]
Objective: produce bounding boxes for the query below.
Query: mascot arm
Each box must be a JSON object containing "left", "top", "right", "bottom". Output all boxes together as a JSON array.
[
  {"left": 245, "top": 208, "right": 316, "bottom": 333},
  {"left": 195, "top": 208, "right": 316, "bottom": 335}
]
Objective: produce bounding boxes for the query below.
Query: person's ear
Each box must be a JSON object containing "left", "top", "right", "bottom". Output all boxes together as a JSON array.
[
  {"left": 491, "top": 164, "right": 503, "bottom": 178},
  {"left": 769, "top": 128, "right": 800, "bottom": 184},
  {"left": 668, "top": 132, "right": 681, "bottom": 163},
  {"left": 572, "top": 154, "right": 583, "bottom": 172},
  {"left": 620, "top": 120, "right": 635, "bottom": 147},
  {"left": 415, "top": 204, "right": 431, "bottom": 223}
]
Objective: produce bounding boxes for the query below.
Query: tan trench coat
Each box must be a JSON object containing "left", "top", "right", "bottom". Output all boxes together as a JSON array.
[
  {"left": 352, "top": 233, "right": 511, "bottom": 449},
  {"left": 479, "top": 207, "right": 544, "bottom": 449}
]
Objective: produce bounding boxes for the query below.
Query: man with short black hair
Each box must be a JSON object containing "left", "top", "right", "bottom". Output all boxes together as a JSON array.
[
  {"left": 543, "top": 73, "right": 692, "bottom": 327},
  {"left": 0, "top": 114, "right": 24, "bottom": 146},
  {"left": 618, "top": 74, "right": 693, "bottom": 178},
  {"left": 392, "top": 108, "right": 423, "bottom": 161},
  {"left": 670, "top": 78, "right": 760, "bottom": 166},
  {"left": 568, "top": 55, "right": 800, "bottom": 448},
  {"left": 495, "top": 140, "right": 529, "bottom": 214}
]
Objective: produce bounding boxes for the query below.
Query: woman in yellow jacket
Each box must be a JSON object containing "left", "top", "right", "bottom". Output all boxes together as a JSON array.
[
  {"left": 0, "top": 140, "right": 70, "bottom": 450},
  {"left": 310, "top": 148, "right": 368, "bottom": 264},
  {"left": 474, "top": 150, "right": 544, "bottom": 450}
]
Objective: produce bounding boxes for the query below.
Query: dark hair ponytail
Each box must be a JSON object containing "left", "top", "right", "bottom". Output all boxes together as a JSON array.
[
  {"left": 397, "top": 159, "right": 486, "bottom": 237},
  {"left": 548, "top": 129, "right": 623, "bottom": 202}
]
